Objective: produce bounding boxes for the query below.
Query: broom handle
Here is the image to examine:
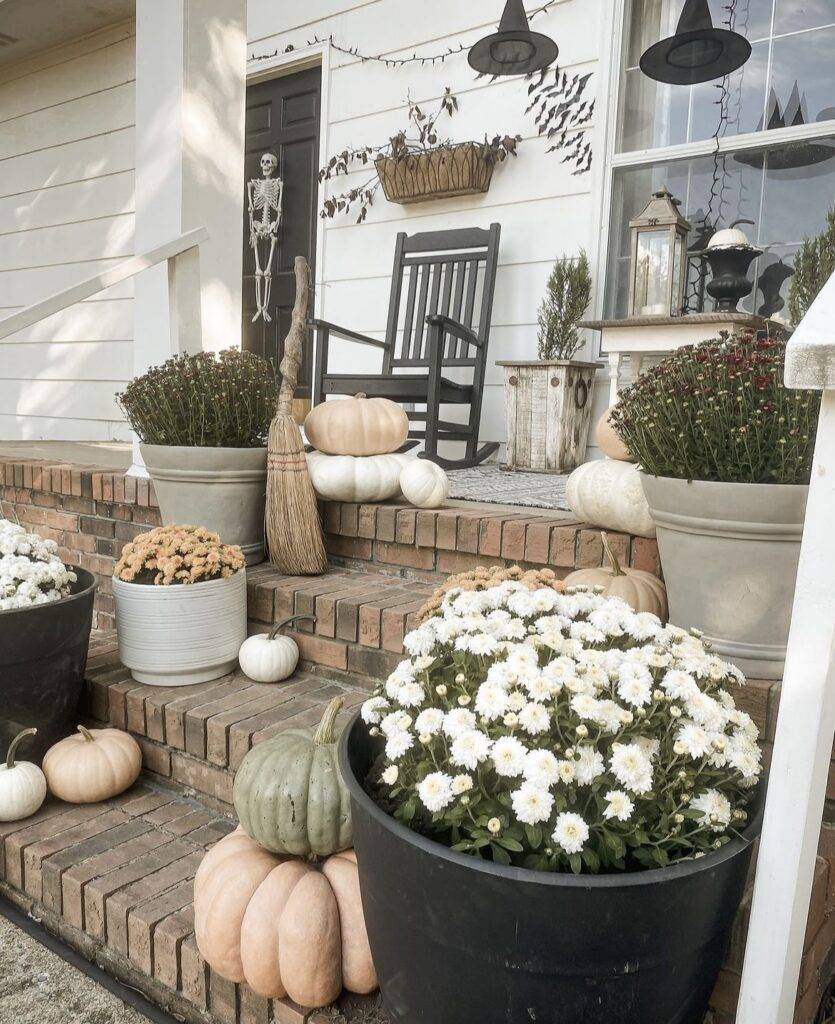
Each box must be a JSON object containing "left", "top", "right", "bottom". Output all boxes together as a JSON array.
[{"left": 277, "top": 256, "right": 310, "bottom": 418}]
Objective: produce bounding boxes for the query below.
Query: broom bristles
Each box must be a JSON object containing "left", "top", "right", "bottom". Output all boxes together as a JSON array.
[{"left": 266, "top": 413, "right": 328, "bottom": 575}]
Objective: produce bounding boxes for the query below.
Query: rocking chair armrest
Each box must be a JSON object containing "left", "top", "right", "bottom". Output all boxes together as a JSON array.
[
  {"left": 308, "top": 318, "right": 389, "bottom": 350},
  {"left": 425, "top": 314, "right": 483, "bottom": 349}
]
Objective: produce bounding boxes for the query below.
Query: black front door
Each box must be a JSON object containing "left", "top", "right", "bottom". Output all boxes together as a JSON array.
[{"left": 243, "top": 67, "right": 321, "bottom": 396}]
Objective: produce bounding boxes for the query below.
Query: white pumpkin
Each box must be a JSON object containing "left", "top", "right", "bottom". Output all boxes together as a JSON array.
[
  {"left": 306, "top": 451, "right": 403, "bottom": 502},
  {"left": 0, "top": 728, "right": 47, "bottom": 822},
  {"left": 399, "top": 459, "right": 450, "bottom": 509},
  {"left": 239, "top": 615, "right": 313, "bottom": 683},
  {"left": 566, "top": 459, "right": 656, "bottom": 539}
]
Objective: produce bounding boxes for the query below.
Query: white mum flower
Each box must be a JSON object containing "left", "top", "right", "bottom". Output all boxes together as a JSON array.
[
  {"left": 403, "top": 625, "right": 436, "bottom": 657},
  {"left": 519, "top": 702, "right": 550, "bottom": 735},
  {"left": 442, "top": 708, "right": 477, "bottom": 740},
  {"left": 552, "top": 811, "right": 589, "bottom": 854},
  {"left": 456, "top": 632, "right": 499, "bottom": 656},
  {"left": 593, "top": 700, "right": 626, "bottom": 734},
  {"left": 569, "top": 621, "right": 607, "bottom": 645},
  {"left": 570, "top": 693, "right": 601, "bottom": 721},
  {"left": 380, "top": 710, "right": 408, "bottom": 737},
  {"left": 381, "top": 765, "right": 399, "bottom": 785},
  {"left": 661, "top": 669, "right": 700, "bottom": 701},
  {"left": 506, "top": 689, "right": 527, "bottom": 712},
  {"left": 413, "top": 654, "right": 435, "bottom": 671},
  {"left": 506, "top": 590, "right": 539, "bottom": 618},
  {"left": 361, "top": 696, "right": 389, "bottom": 725},
  {"left": 451, "top": 774, "right": 474, "bottom": 795},
  {"left": 727, "top": 733, "right": 762, "bottom": 780},
  {"left": 491, "top": 735, "right": 529, "bottom": 777},
  {"left": 616, "top": 662, "right": 653, "bottom": 707},
  {"left": 603, "top": 790, "right": 635, "bottom": 822},
  {"left": 691, "top": 788, "right": 732, "bottom": 831},
  {"left": 511, "top": 782, "right": 554, "bottom": 825},
  {"left": 684, "top": 691, "right": 725, "bottom": 731},
  {"left": 450, "top": 729, "right": 492, "bottom": 770},
  {"left": 675, "top": 722, "right": 713, "bottom": 759},
  {"left": 556, "top": 759, "right": 576, "bottom": 784},
  {"left": 475, "top": 682, "right": 510, "bottom": 721},
  {"left": 574, "top": 746, "right": 605, "bottom": 786},
  {"left": 414, "top": 707, "right": 444, "bottom": 736},
  {"left": 609, "top": 742, "right": 653, "bottom": 794},
  {"left": 523, "top": 749, "right": 561, "bottom": 787},
  {"left": 397, "top": 681, "right": 426, "bottom": 708},
  {"left": 417, "top": 772, "right": 454, "bottom": 813},
  {"left": 522, "top": 674, "right": 555, "bottom": 703},
  {"left": 385, "top": 730, "right": 414, "bottom": 760}
]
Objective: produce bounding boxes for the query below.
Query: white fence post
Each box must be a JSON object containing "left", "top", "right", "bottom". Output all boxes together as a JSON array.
[{"left": 736, "top": 274, "right": 835, "bottom": 1024}]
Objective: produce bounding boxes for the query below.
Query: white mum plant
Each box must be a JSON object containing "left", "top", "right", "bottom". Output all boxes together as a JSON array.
[
  {"left": 0, "top": 519, "right": 77, "bottom": 611},
  {"left": 361, "top": 581, "right": 762, "bottom": 874}
]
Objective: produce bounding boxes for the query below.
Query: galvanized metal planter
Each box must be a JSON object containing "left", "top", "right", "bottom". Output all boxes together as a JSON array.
[
  {"left": 375, "top": 143, "right": 495, "bottom": 204},
  {"left": 497, "top": 359, "right": 598, "bottom": 473}
]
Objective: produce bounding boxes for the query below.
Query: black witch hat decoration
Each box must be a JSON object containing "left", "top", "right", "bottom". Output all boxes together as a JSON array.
[
  {"left": 468, "top": 0, "right": 559, "bottom": 77},
  {"left": 640, "top": 0, "right": 751, "bottom": 85}
]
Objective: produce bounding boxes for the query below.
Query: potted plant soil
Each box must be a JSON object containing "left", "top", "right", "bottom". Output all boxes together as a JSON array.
[
  {"left": 339, "top": 567, "right": 764, "bottom": 1024},
  {"left": 610, "top": 329, "right": 819, "bottom": 679},
  {"left": 498, "top": 251, "right": 597, "bottom": 472},
  {"left": 112, "top": 524, "right": 246, "bottom": 685},
  {"left": 0, "top": 519, "right": 97, "bottom": 763},
  {"left": 117, "top": 349, "right": 277, "bottom": 564}
]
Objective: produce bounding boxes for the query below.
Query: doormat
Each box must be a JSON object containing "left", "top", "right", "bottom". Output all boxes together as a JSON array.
[{"left": 446, "top": 466, "right": 571, "bottom": 511}]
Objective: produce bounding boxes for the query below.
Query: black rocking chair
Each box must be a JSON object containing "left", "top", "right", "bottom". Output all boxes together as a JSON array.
[{"left": 310, "top": 223, "right": 501, "bottom": 469}]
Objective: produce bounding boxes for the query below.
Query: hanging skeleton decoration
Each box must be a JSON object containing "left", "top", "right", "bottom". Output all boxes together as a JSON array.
[{"left": 247, "top": 152, "right": 284, "bottom": 323}]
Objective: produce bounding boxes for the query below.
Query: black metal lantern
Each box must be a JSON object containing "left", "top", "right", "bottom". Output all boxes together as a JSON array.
[
  {"left": 468, "top": 0, "right": 559, "bottom": 77},
  {"left": 640, "top": 0, "right": 751, "bottom": 86}
]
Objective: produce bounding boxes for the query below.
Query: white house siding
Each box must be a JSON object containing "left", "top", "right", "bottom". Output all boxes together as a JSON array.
[
  {"left": 247, "top": 0, "right": 609, "bottom": 459},
  {"left": 0, "top": 21, "right": 135, "bottom": 442}
]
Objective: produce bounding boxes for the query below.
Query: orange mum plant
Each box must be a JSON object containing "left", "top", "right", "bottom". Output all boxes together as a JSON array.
[
  {"left": 419, "top": 565, "right": 565, "bottom": 621},
  {"left": 114, "top": 524, "right": 245, "bottom": 586}
]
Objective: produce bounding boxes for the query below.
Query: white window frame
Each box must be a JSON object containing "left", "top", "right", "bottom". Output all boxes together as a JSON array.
[{"left": 595, "top": 0, "right": 835, "bottom": 336}]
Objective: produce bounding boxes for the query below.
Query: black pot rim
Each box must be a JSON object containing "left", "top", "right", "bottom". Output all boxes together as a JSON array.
[
  {"left": 339, "top": 709, "right": 764, "bottom": 890},
  {"left": 0, "top": 565, "right": 97, "bottom": 618}
]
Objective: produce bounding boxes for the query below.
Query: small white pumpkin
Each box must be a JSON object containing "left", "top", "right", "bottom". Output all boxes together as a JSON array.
[
  {"left": 0, "top": 728, "right": 47, "bottom": 822},
  {"left": 306, "top": 452, "right": 403, "bottom": 503},
  {"left": 399, "top": 459, "right": 450, "bottom": 509},
  {"left": 566, "top": 459, "right": 656, "bottom": 539},
  {"left": 239, "top": 615, "right": 314, "bottom": 683}
]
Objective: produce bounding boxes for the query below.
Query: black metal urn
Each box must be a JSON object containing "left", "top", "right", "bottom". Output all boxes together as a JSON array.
[{"left": 704, "top": 223, "right": 763, "bottom": 312}]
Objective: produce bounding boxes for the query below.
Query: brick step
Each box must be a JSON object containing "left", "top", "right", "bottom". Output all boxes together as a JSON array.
[
  {"left": 83, "top": 637, "right": 369, "bottom": 813},
  {"left": 0, "top": 778, "right": 372, "bottom": 1024}
]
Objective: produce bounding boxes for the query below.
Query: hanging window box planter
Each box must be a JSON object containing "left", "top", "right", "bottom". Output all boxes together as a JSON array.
[{"left": 375, "top": 142, "right": 496, "bottom": 204}]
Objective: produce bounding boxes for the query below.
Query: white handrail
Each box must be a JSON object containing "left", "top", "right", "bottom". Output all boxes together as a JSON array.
[{"left": 0, "top": 226, "right": 209, "bottom": 342}]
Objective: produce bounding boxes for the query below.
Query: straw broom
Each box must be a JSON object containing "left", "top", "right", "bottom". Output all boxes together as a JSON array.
[{"left": 266, "top": 256, "right": 328, "bottom": 575}]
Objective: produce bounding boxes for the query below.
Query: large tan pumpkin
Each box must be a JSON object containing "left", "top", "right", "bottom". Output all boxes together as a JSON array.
[
  {"left": 595, "top": 406, "right": 633, "bottom": 462},
  {"left": 194, "top": 828, "right": 376, "bottom": 1009},
  {"left": 564, "top": 532, "right": 667, "bottom": 620},
  {"left": 42, "top": 726, "right": 141, "bottom": 803},
  {"left": 305, "top": 394, "right": 409, "bottom": 456}
]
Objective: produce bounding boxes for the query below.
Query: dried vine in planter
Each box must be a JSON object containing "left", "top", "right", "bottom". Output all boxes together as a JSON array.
[
  {"left": 320, "top": 88, "right": 521, "bottom": 223},
  {"left": 525, "top": 65, "right": 595, "bottom": 174}
]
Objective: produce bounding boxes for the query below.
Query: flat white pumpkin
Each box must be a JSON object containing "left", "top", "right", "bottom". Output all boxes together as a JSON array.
[
  {"left": 0, "top": 728, "right": 47, "bottom": 822},
  {"left": 399, "top": 459, "right": 450, "bottom": 509},
  {"left": 239, "top": 615, "right": 314, "bottom": 683},
  {"left": 306, "top": 452, "right": 403, "bottom": 503},
  {"left": 566, "top": 459, "right": 656, "bottom": 539}
]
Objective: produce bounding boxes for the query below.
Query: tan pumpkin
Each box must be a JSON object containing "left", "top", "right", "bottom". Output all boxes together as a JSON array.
[
  {"left": 305, "top": 394, "right": 409, "bottom": 456},
  {"left": 563, "top": 532, "right": 667, "bottom": 620},
  {"left": 595, "top": 406, "right": 633, "bottom": 462},
  {"left": 194, "top": 828, "right": 377, "bottom": 1008},
  {"left": 42, "top": 726, "right": 142, "bottom": 803}
]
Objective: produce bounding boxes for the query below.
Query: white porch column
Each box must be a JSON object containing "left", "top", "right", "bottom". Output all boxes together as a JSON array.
[
  {"left": 736, "top": 275, "right": 835, "bottom": 1024},
  {"left": 131, "top": 0, "right": 246, "bottom": 472}
]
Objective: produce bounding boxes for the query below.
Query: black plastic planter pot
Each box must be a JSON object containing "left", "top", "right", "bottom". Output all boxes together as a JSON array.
[
  {"left": 340, "top": 713, "right": 763, "bottom": 1024},
  {"left": 0, "top": 567, "right": 97, "bottom": 764}
]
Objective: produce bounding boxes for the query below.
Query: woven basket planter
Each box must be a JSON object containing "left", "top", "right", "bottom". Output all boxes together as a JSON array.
[{"left": 375, "top": 143, "right": 495, "bottom": 204}]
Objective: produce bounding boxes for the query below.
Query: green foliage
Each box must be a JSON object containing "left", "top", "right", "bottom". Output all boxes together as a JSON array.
[
  {"left": 788, "top": 206, "right": 835, "bottom": 328},
  {"left": 117, "top": 349, "right": 277, "bottom": 448},
  {"left": 609, "top": 331, "right": 820, "bottom": 484},
  {"left": 537, "top": 250, "right": 592, "bottom": 361}
]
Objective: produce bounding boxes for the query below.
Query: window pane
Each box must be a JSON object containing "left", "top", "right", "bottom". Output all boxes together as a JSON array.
[
  {"left": 758, "top": 135, "right": 835, "bottom": 243},
  {"left": 620, "top": 69, "right": 690, "bottom": 150},
  {"left": 774, "top": 0, "right": 835, "bottom": 34},
  {"left": 769, "top": 27, "right": 835, "bottom": 125},
  {"left": 689, "top": 41, "right": 770, "bottom": 140}
]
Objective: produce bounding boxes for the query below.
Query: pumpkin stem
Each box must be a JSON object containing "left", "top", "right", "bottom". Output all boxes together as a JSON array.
[
  {"left": 77, "top": 725, "right": 96, "bottom": 743},
  {"left": 268, "top": 615, "right": 316, "bottom": 641},
  {"left": 314, "top": 697, "right": 344, "bottom": 745},
  {"left": 601, "top": 533, "right": 625, "bottom": 577},
  {"left": 6, "top": 727, "right": 36, "bottom": 770},
  {"left": 354, "top": 392, "right": 367, "bottom": 400}
]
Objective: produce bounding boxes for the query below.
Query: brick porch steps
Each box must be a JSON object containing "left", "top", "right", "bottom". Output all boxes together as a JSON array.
[{"left": 0, "top": 780, "right": 352, "bottom": 1024}]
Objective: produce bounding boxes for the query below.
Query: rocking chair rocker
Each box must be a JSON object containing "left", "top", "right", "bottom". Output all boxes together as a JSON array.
[{"left": 310, "top": 223, "right": 501, "bottom": 469}]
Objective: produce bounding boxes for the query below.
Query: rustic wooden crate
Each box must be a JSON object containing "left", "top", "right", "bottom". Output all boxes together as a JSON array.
[{"left": 497, "top": 360, "right": 598, "bottom": 473}]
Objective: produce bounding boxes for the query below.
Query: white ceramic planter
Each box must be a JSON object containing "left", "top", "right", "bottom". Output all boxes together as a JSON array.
[
  {"left": 140, "top": 444, "right": 267, "bottom": 565},
  {"left": 640, "top": 474, "right": 808, "bottom": 680},
  {"left": 112, "top": 571, "right": 247, "bottom": 686}
]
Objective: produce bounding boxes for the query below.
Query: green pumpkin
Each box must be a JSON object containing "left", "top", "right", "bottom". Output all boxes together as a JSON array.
[{"left": 233, "top": 696, "right": 352, "bottom": 856}]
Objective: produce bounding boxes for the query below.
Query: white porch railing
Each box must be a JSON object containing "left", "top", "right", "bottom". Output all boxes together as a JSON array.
[{"left": 0, "top": 226, "right": 208, "bottom": 344}]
